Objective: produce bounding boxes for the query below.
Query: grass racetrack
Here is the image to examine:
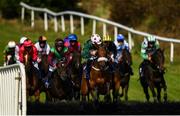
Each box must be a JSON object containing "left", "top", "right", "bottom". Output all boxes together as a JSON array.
[{"left": 1, "top": 19, "right": 180, "bottom": 114}]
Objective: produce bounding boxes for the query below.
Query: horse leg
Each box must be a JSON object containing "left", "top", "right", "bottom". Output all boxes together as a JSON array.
[
  {"left": 163, "top": 86, "right": 167, "bottom": 102},
  {"left": 113, "top": 79, "right": 120, "bottom": 103},
  {"left": 149, "top": 83, "right": 157, "bottom": 102},
  {"left": 140, "top": 77, "right": 150, "bottom": 102},
  {"left": 34, "top": 89, "right": 40, "bottom": 102},
  {"left": 161, "top": 76, "right": 167, "bottom": 102},
  {"left": 157, "top": 85, "right": 161, "bottom": 102},
  {"left": 124, "top": 84, "right": 129, "bottom": 101},
  {"left": 105, "top": 82, "right": 111, "bottom": 103}
]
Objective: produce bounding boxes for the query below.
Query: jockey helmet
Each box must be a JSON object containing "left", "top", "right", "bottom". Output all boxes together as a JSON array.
[
  {"left": 23, "top": 40, "right": 33, "bottom": 47},
  {"left": 68, "top": 34, "right": 78, "bottom": 42},
  {"left": 146, "top": 35, "right": 156, "bottom": 46},
  {"left": 91, "top": 34, "right": 102, "bottom": 45},
  {"left": 103, "top": 35, "right": 112, "bottom": 42},
  {"left": 8, "top": 41, "right": 16, "bottom": 48},
  {"left": 117, "top": 34, "right": 125, "bottom": 42},
  {"left": 55, "top": 38, "right": 64, "bottom": 47},
  {"left": 39, "top": 36, "right": 47, "bottom": 42},
  {"left": 147, "top": 35, "right": 156, "bottom": 42},
  {"left": 20, "top": 37, "right": 28, "bottom": 44}
]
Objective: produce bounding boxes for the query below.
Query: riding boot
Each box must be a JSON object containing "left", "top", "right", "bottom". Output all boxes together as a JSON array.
[{"left": 85, "top": 59, "right": 92, "bottom": 80}]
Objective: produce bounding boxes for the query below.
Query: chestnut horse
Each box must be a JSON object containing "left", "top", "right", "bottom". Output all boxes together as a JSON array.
[
  {"left": 87, "top": 45, "right": 113, "bottom": 103},
  {"left": 24, "top": 52, "right": 41, "bottom": 101}
]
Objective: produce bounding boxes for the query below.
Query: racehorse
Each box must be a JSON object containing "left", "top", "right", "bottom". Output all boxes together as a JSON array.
[
  {"left": 24, "top": 51, "right": 41, "bottom": 101},
  {"left": 88, "top": 45, "right": 113, "bottom": 103},
  {"left": 38, "top": 54, "right": 49, "bottom": 81},
  {"left": 113, "top": 48, "right": 132, "bottom": 102},
  {"left": 46, "top": 59, "right": 73, "bottom": 102},
  {"left": 6, "top": 54, "right": 16, "bottom": 65},
  {"left": 67, "top": 51, "right": 82, "bottom": 100},
  {"left": 139, "top": 48, "right": 167, "bottom": 102}
]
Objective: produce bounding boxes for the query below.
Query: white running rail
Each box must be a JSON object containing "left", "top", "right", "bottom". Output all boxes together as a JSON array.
[
  {"left": 0, "top": 63, "right": 27, "bottom": 115},
  {"left": 20, "top": 2, "right": 180, "bottom": 63}
]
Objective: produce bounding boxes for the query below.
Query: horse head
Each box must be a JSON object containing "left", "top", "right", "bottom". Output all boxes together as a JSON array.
[
  {"left": 151, "top": 48, "right": 165, "bottom": 73},
  {"left": 24, "top": 51, "right": 33, "bottom": 69},
  {"left": 56, "top": 59, "right": 69, "bottom": 81},
  {"left": 121, "top": 49, "right": 132, "bottom": 65},
  {"left": 69, "top": 51, "right": 81, "bottom": 69},
  {"left": 39, "top": 54, "right": 49, "bottom": 74},
  {"left": 97, "top": 45, "right": 109, "bottom": 71},
  {"left": 6, "top": 54, "right": 16, "bottom": 65}
]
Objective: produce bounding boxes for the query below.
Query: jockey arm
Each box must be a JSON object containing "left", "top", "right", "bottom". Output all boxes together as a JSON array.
[
  {"left": 32, "top": 46, "right": 38, "bottom": 62},
  {"left": 82, "top": 40, "right": 92, "bottom": 59},
  {"left": 19, "top": 46, "right": 25, "bottom": 63}
]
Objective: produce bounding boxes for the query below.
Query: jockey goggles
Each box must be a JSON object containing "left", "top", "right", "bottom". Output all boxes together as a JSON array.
[{"left": 55, "top": 41, "right": 64, "bottom": 47}]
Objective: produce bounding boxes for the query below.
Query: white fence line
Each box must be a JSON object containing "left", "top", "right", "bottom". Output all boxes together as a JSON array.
[
  {"left": 20, "top": 2, "right": 180, "bottom": 63},
  {"left": 0, "top": 63, "right": 26, "bottom": 115}
]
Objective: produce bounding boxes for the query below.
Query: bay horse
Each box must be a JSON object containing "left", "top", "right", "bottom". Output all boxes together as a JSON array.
[
  {"left": 139, "top": 48, "right": 167, "bottom": 102},
  {"left": 24, "top": 51, "right": 41, "bottom": 102},
  {"left": 46, "top": 59, "right": 73, "bottom": 102},
  {"left": 88, "top": 45, "right": 113, "bottom": 103},
  {"left": 67, "top": 51, "right": 82, "bottom": 100},
  {"left": 37, "top": 54, "right": 50, "bottom": 99},
  {"left": 113, "top": 48, "right": 132, "bottom": 102}
]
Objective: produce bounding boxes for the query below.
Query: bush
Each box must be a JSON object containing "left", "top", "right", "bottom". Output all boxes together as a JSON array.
[{"left": 0, "top": 0, "right": 81, "bottom": 19}]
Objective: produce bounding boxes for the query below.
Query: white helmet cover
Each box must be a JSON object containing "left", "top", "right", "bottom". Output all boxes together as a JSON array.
[
  {"left": 90, "top": 34, "right": 102, "bottom": 45},
  {"left": 8, "top": 41, "right": 16, "bottom": 48},
  {"left": 20, "top": 37, "right": 28, "bottom": 44}
]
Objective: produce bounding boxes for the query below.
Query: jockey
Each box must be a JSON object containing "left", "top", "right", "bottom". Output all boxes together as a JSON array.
[
  {"left": 19, "top": 39, "right": 38, "bottom": 68},
  {"left": 44, "top": 38, "right": 68, "bottom": 88},
  {"left": 114, "top": 34, "right": 133, "bottom": 75},
  {"left": 102, "top": 35, "right": 117, "bottom": 61},
  {"left": 3, "top": 41, "right": 18, "bottom": 66},
  {"left": 35, "top": 36, "right": 51, "bottom": 57},
  {"left": 66, "top": 34, "right": 81, "bottom": 65},
  {"left": 139, "top": 35, "right": 160, "bottom": 77},
  {"left": 16, "top": 36, "right": 28, "bottom": 63},
  {"left": 102, "top": 35, "right": 117, "bottom": 72},
  {"left": 34, "top": 36, "right": 51, "bottom": 80},
  {"left": 82, "top": 33, "right": 102, "bottom": 80},
  {"left": 67, "top": 34, "right": 81, "bottom": 52}
]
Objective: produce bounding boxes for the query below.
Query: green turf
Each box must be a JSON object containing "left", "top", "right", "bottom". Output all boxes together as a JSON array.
[{"left": 0, "top": 19, "right": 179, "bottom": 102}]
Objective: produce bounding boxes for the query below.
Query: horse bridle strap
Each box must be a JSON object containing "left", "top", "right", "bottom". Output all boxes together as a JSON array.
[
  {"left": 92, "top": 65, "right": 109, "bottom": 71},
  {"left": 97, "top": 57, "right": 108, "bottom": 62}
]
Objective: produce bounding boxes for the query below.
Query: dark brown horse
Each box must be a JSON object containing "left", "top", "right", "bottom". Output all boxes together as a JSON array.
[
  {"left": 113, "top": 48, "right": 132, "bottom": 102},
  {"left": 46, "top": 59, "right": 73, "bottom": 102},
  {"left": 24, "top": 52, "right": 41, "bottom": 101},
  {"left": 139, "top": 48, "right": 167, "bottom": 102},
  {"left": 67, "top": 51, "right": 82, "bottom": 100},
  {"left": 88, "top": 45, "right": 113, "bottom": 103},
  {"left": 5, "top": 54, "right": 16, "bottom": 65}
]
